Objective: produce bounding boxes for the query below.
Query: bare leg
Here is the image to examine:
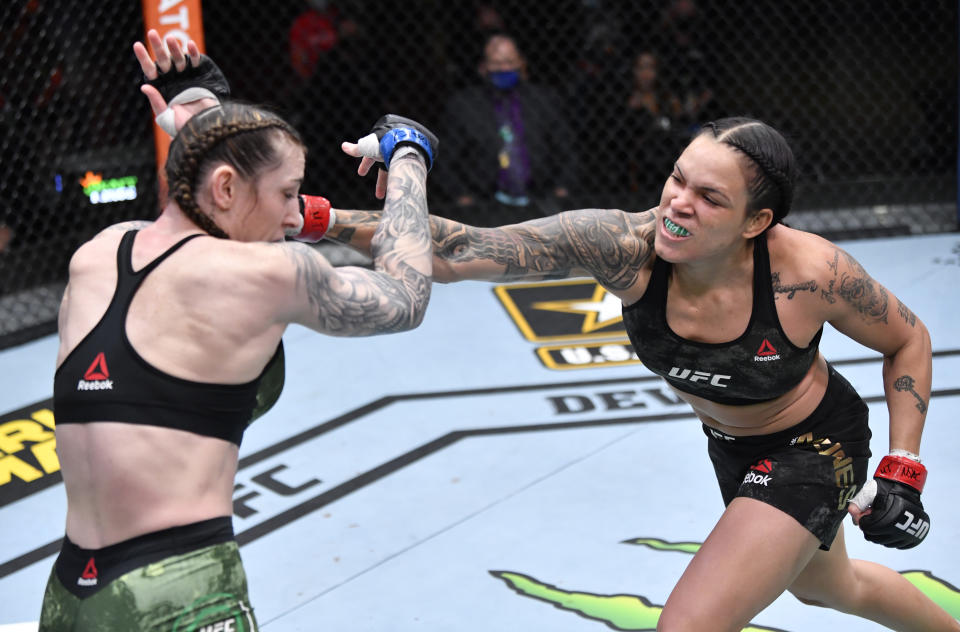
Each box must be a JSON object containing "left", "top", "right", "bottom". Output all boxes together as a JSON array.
[
  {"left": 657, "top": 497, "right": 821, "bottom": 632},
  {"left": 788, "top": 523, "right": 960, "bottom": 631}
]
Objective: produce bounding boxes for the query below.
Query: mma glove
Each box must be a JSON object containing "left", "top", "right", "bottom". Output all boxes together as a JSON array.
[
  {"left": 288, "top": 195, "right": 334, "bottom": 242},
  {"left": 290, "top": 115, "right": 438, "bottom": 242},
  {"left": 355, "top": 114, "right": 439, "bottom": 171},
  {"left": 850, "top": 450, "right": 929, "bottom": 549},
  {"left": 145, "top": 54, "right": 231, "bottom": 136}
]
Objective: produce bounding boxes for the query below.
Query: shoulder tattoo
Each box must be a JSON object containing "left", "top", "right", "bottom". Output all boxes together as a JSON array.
[
  {"left": 820, "top": 248, "right": 888, "bottom": 324},
  {"left": 771, "top": 271, "right": 817, "bottom": 299},
  {"left": 896, "top": 298, "right": 918, "bottom": 327},
  {"left": 104, "top": 220, "right": 152, "bottom": 232}
]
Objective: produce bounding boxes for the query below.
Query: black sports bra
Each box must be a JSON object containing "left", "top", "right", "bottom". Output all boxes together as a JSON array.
[
  {"left": 622, "top": 232, "right": 822, "bottom": 405},
  {"left": 53, "top": 230, "right": 283, "bottom": 445}
]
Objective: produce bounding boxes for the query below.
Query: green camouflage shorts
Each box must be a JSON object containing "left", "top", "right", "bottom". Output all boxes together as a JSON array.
[{"left": 39, "top": 538, "right": 258, "bottom": 631}]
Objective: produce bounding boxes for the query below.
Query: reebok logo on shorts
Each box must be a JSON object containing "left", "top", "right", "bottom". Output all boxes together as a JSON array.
[
  {"left": 743, "top": 459, "right": 774, "bottom": 486},
  {"left": 77, "top": 557, "right": 98, "bottom": 587},
  {"left": 753, "top": 459, "right": 773, "bottom": 474},
  {"left": 753, "top": 338, "right": 781, "bottom": 362},
  {"left": 77, "top": 352, "right": 114, "bottom": 390}
]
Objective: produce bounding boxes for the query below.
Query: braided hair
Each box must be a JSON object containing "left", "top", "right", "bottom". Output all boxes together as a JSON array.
[
  {"left": 698, "top": 117, "right": 797, "bottom": 229},
  {"left": 165, "top": 102, "right": 305, "bottom": 238}
]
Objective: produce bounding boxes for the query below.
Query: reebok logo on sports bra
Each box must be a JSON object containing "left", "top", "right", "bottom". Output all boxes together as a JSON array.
[
  {"left": 621, "top": 233, "right": 823, "bottom": 406},
  {"left": 754, "top": 338, "right": 781, "bottom": 362},
  {"left": 76, "top": 352, "right": 114, "bottom": 391},
  {"left": 53, "top": 230, "right": 284, "bottom": 446}
]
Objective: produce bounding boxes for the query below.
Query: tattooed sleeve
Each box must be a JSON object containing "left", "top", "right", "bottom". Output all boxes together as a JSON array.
[
  {"left": 432, "top": 208, "right": 658, "bottom": 291},
  {"left": 282, "top": 154, "right": 431, "bottom": 336},
  {"left": 820, "top": 248, "right": 889, "bottom": 324}
]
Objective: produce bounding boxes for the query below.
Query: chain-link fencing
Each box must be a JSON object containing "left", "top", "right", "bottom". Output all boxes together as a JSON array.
[{"left": 1, "top": 0, "right": 957, "bottom": 349}]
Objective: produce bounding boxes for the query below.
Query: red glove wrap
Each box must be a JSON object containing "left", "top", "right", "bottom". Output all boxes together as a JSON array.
[
  {"left": 292, "top": 195, "right": 334, "bottom": 243},
  {"left": 875, "top": 454, "right": 927, "bottom": 492}
]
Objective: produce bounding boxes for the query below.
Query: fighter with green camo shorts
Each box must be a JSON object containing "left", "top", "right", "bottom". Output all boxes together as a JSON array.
[
  {"left": 41, "top": 23, "right": 436, "bottom": 632},
  {"left": 39, "top": 518, "right": 258, "bottom": 631}
]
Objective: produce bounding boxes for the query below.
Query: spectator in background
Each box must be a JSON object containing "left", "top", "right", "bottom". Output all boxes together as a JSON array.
[
  {"left": 285, "top": 0, "right": 378, "bottom": 205},
  {"left": 444, "top": 1, "right": 508, "bottom": 91},
  {"left": 565, "top": 17, "right": 631, "bottom": 199},
  {"left": 624, "top": 50, "right": 684, "bottom": 195},
  {"left": 0, "top": 0, "right": 66, "bottom": 255},
  {"left": 288, "top": 0, "right": 360, "bottom": 82},
  {"left": 0, "top": 224, "right": 12, "bottom": 254},
  {"left": 436, "top": 32, "right": 575, "bottom": 223},
  {"left": 655, "top": 0, "right": 722, "bottom": 140}
]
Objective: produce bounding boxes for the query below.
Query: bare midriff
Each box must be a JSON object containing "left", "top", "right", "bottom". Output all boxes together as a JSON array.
[
  {"left": 55, "top": 422, "right": 238, "bottom": 549},
  {"left": 675, "top": 352, "right": 831, "bottom": 436}
]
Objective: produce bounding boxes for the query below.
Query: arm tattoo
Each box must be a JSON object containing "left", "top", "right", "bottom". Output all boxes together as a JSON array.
[
  {"left": 894, "top": 375, "right": 928, "bottom": 414},
  {"left": 286, "top": 155, "right": 431, "bottom": 335},
  {"left": 369, "top": 154, "right": 430, "bottom": 277},
  {"left": 328, "top": 212, "right": 380, "bottom": 244},
  {"left": 820, "top": 248, "right": 888, "bottom": 323},
  {"left": 434, "top": 209, "right": 656, "bottom": 290},
  {"left": 772, "top": 272, "right": 817, "bottom": 299},
  {"left": 284, "top": 242, "right": 430, "bottom": 335},
  {"left": 896, "top": 298, "right": 917, "bottom": 327}
]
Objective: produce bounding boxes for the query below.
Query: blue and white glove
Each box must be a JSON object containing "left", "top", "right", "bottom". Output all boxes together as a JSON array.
[{"left": 354, "top": 114, "right": 438, "bottom": 171}]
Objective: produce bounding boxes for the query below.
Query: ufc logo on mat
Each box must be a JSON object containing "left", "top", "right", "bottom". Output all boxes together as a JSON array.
[
  {"left": 896, "top": 511, "right": 930, "bottom": 540},
  {"left": 668, "top": 367, "right": 731, "bottom": 388}
]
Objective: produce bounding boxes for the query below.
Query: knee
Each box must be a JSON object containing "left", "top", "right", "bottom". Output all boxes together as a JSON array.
[
  {"left": 657, "top": 607, "right": 735, "bottom": 632},
  {"left": 789, "top": 589, "right": 829, "bottom": 608}
]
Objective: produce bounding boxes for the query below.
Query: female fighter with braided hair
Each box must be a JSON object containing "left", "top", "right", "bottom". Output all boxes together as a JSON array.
[
  {"left": 327, "top": 118, "right": 957, "bottom": 630},
  {"left": 41, "top": 31, "right": 437, "bottom": 630}
]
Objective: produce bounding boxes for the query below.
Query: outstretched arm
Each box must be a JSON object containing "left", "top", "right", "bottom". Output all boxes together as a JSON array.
[{"left": 327, "top": 207, "right": 658, "bottom": 292}]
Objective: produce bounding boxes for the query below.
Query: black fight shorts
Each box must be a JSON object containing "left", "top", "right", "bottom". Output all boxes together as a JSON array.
[{"left": 704, "top": 364, "right": 872, "bottom": 550}]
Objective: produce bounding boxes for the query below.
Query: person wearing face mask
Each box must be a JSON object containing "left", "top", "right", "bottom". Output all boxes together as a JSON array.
[{"left": 436, "top": 32, "right": 575, "bottom": 225}]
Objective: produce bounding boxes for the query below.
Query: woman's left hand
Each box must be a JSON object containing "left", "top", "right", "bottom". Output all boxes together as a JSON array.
[{"left": 133, "top": 29, "right": 218, "bottom": 134}]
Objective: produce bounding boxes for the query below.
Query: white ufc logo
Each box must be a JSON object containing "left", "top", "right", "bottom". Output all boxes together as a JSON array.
[
  {"left": 895, "top": 511, "right": 930, "bottom": 539},
  {"left": 668, "top": 367, "right": 731, "bottom": 388}
]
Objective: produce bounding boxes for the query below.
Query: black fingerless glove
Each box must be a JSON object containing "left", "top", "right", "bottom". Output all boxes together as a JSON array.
[
  {"left": 857, "top": 454, "right": 929, "bottom": 549},
  {"left": 145, "top": 53, "right": 231, "bottom": 102}
]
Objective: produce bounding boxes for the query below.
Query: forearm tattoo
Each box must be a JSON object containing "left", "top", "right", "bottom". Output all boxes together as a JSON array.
[
  {"left": 328, "top": 213, "right": 379, "bottom": 244},
  {"left": 820, "top": 248, "right": 888, "bottom": 323},
  {"left": 434, "top": 209, "right": 657, "bottom": 290},
  {"left": 371, "top": 155, "right": 431, "bottom": 269},
  {"left": 772, "top": 272, "right": 817, "bottom": 299},
  {"left": 286, "top": 156, "right": 431, "bottom": 335},
  {"left": 894, "top": 374, "right": 928, "bottom": 414}
]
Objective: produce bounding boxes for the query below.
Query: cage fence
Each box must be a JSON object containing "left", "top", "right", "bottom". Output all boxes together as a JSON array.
[{"left": 0, "top": 0, "right": 956, "bottom": 349}]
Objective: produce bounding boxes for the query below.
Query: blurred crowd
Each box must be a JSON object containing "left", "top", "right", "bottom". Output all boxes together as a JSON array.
[
  {"left": 2, "top": 0, "right": 954, "bottom": 257},
  {"left": 270, "top": 0, "right": 727, "bottom": 224}
]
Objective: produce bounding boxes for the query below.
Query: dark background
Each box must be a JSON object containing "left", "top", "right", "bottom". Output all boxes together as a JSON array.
[{"left": 0, "top": 0, "right": 957, "bottom": 347}]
